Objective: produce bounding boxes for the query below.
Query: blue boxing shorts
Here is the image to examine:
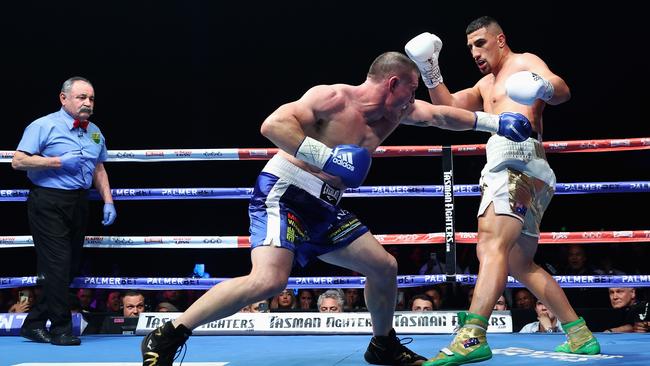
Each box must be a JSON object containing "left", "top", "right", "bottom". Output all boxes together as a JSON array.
[{"left": 249, "top": 154, "right": 369, "bottom": 267}]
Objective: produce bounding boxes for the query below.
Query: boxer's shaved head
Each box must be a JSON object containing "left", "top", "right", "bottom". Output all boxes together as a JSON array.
[{"left": 466, "top": 16, "right": 503, "bottom": 36}]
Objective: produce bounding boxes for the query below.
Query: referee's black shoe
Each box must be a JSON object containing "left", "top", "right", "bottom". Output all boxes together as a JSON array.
[
  {"left": 51, "top": 333, "right": 81, "bottom": 346},
  {"left": 20, "top": 327, "right": 52, "bottom": 343}
]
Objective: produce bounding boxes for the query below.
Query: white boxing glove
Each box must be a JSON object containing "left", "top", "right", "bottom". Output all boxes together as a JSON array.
[
  {"left": 405, "top": 32, "right": 443, "bottom": 89},
  {"left": 505, "top": 71, "right": 554, "bottom": 106}
]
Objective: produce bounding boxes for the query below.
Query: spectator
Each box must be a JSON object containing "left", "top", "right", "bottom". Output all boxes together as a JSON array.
[
  {"left": 423, "top": 286, "right": 443, "bottom": 310},
  {"left": 493, "top": 294, "right": 508, "bottom": 311},
  {"left": 8, "top": 288, "right": 35, "bottom": 313},
  {"left": 76, "top": 288, "right": 96, "bottom": 313},
  {"left": 270, "top": 289, "right": 296, "bottom": 311},
  {"left": 105, "top": 291, "right": 122, "bottom": 314},
  {"left": 344, "top": 288, "right": 365, "bottom": 311},
  {"left": 250, "top": 299, "right": 270, "bottom": 313},
  {"left": 419, "top": 251, "right": 446, "bottom": 275},
  {"left": 318, "top": 289, "right": 344, "bottom": 313},
  {"left": 605, "top": 288, "right": 638, "bottom": 333},
  {"left": 297, "top": 289, "right": 315, "bottom": 311},
  {"left": 514, "top": 288, "right": 536, "bottom": 310},
  {"left": 239, "top": 304, "right": 252, "bottom": 313},
  {"left": 519, "top": 300, "right": 563, "bottom": 333},
  {"left": 159, "top": 290, "right": 186, "bottom": 311},
  {"left": 409, "top": 294, "right": 434, "bottom": 312},
  {"left": 609, "top": 288, "right": 636, "bottom": 310},
  {"left": 240, "top": 299, "right": 270, "bottom": 313},
  {"left": 562, "top": 245, "right": 609, "bottom": 308},
  {"left": 564, "top": 245, "right": 600, "bottom": 275},
  {"left": 594, "top": 254, "right": 625, "bottom": 276},
  {"left": 122, "top": 291, "right": 145, "bottom": 317},
  {"left": 418, "top": 252, "right": 468, "bottom": 275},
  {"left": 156, "top": 302, "right": 179, "bottom": 312}
]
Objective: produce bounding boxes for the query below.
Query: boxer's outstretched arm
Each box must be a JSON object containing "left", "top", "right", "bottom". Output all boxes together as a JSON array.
[
  {"left": 402, "top": 100, "right": 531, "bottom": 142},
  {"left": 401, "top": 100, "right": 477, "bottom": 130}
]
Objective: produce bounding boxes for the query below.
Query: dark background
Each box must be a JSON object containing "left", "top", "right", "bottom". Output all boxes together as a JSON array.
[{"left": 1, "top": 1, "right": 648, "bottom": 278}]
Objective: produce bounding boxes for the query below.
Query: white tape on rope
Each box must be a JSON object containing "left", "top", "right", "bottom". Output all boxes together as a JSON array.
[
  {"left": 2, "top": 231, "right": 650, "bottom": 248},
  {"left": 2, "top": 137, "right": 649, "bottom": 163}
]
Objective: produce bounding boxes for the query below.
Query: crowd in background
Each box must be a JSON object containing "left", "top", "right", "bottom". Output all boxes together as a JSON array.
[{"left": 1, "top": 242, "right": 648, "bottom": 334}]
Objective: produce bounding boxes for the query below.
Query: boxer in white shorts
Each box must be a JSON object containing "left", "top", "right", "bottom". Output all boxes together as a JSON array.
[
  {"left": 478, "top": 134, "right": 555, "bottom": 238},
  {"left": 405, "top": 15, "right": 600, "bottom": 366}
]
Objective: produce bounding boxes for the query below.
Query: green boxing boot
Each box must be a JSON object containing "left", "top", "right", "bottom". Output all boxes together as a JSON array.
[
  {"left": 424, "top": 312, "right": 492, "bottom": 366},
  {"left": 555, "top": 317, "right": 601, "bottom": 355}
]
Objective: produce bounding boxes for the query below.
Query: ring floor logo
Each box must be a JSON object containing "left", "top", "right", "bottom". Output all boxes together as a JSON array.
[{"left": 493, "top": 347, "right": 623, "bottom": 362}]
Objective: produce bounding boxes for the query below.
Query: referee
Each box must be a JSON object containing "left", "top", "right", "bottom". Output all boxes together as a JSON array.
[{"left": 12, "top": 76, "right": 116, "bottom": 346}]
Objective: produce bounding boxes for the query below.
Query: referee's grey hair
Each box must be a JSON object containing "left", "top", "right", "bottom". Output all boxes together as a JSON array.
[{"left": 61, "top": 76, "right": 93, "bottom": 94}]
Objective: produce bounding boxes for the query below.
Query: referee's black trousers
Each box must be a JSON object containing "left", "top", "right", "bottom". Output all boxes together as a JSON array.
[{"left": 23, "top": 186, "right": 88, "bottom": 335}]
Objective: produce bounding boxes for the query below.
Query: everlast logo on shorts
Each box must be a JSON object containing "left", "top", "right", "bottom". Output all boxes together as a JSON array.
[
  {"left": 320, "top": 183, "right": 342, "bottom": 205},
  {"left": 332, "top": 152, "right": 354, "bottom": 171}
]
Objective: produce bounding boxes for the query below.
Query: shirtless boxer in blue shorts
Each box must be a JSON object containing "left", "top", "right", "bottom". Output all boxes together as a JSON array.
[
  {"left": 141, "top": 51, "right": 531, "bottom": 366},
  {"left": 405, "top": 16, "right": 600, "bottom": 365}
]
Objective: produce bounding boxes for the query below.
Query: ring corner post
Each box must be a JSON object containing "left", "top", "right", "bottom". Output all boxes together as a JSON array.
[{"left": 442, "top": 145, "right": 457, "bottom": 283}]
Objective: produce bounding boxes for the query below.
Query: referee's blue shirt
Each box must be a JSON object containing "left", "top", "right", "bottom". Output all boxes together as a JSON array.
[{"left": 16, "top": 108, "right": 108, "bottom": 190}]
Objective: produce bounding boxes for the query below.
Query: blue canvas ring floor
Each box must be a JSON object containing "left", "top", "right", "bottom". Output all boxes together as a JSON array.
[{"left": 1, "top": 333, "right": 648, "bottom": 365}]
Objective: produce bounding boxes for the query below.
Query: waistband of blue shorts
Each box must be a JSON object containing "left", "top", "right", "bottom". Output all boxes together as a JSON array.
[{"left": 262, "top": 155, "right": 343, "bottom": 205}]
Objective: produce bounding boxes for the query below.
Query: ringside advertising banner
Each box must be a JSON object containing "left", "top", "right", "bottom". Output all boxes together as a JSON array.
[
  {"left": 136, "top": 311, "right": 512, "bottom": 335},
  {"left": 0, "top": 313, "right": 85, "bottom": 335}
]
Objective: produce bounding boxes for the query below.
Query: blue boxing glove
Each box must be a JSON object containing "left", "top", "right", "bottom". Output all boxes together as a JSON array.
[
  {"left": 322, "top": 144, "right": 372, "bottom": 188},
  {"left": 102, "top": 203, "right": 117, "bottom": 226},
  {"left": 474, "top": 111, "right": 532, "bottom": 142},
  {"left": 295, "top": 136, "right": 372, "bottom": 188}
]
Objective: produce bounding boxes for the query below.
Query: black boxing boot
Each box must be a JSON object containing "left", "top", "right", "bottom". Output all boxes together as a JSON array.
[
  {"left": 364, "top": 328, "right": 427, "bottom": 365},
  {"left": 141, "top": 321, "right": 191, "bottom": 366}
]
